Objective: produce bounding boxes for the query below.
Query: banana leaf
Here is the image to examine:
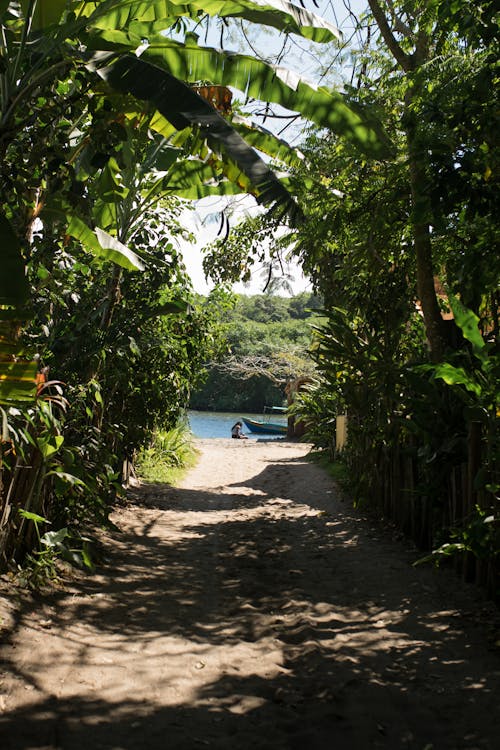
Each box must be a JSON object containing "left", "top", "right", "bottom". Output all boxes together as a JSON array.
[
  {"left": 130, "top": 111, "right": 256, "bottom": 193},
  {"left": 19, "top": 0, "right": 68, "bottom": 28},
  {"left": 0, "top": 213, "right": 30, "bottom": 307},
  {"left": 0, "top": 320, "right": 38, "bottom": 403},
  {"left": 78, "top": 0, "right": 341, "bottom": 43},
  {"left": 66, "top": 215, "right": 145, "bottom": 270},
  {"left": 0, "top": 359, "right": 38, "bottom": 403},
  {"left": 448, "top": 294, "right": 486, "bottom": 357},
  {"left": 95, "top": 54, "right": 303, "bottom": 221},
  {"left": 230, "top": 114, "right": 305, "bottom": 169},
  {"left": 151, "top": 158, "right": 245, "bottom": 199},
  {"left": 87, "top": 31, "right": 392, "bottom": 158}
]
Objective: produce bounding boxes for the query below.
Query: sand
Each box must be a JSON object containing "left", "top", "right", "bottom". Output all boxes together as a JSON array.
[{"left": 0, "top": 438, "right": 499, "bottom": 749}]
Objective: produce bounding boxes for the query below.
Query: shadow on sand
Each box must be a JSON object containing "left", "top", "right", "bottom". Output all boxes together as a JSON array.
[{"left": 1, "top": 455, "right": 498, "bottom": 750}]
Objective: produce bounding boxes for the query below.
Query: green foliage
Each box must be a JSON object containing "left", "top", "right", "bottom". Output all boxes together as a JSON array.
[
  {"left": 415, "top": 298, "right": 499, "bottom": 517},
  {"left": 415, "top": 507, "right": 499, "bottom": 567},
  {"left": 290, "top": 378, "right": 338, "bottom": 454},
  {"left": 0, "top": 0, "right": 380, "bottom": 575},
  {"left": 0, "top": 0, "right": 391, "bottom": 323},
  {"left": 190, "top": 292, "right": 320, "bottom": 412},
  {"left": 32, "top": 199, "right": 227, "bottom": 455},
  {"left": 0, "top": 213, "right": 30, "bottom": 305},
  {"left": 16, "top": 508, "right": 95, "bottom": 589},
  {"left": 136, "top": 422, "right": 198, "bottom": 484},
  {"left": 1, "top": 0, "right": 497, "bottom": 600},
  {"left": 130, "top": 34, "right": 392, "bottom": 158},
  {"left": 75, "top": 0, "right": 342, "bottom": 45}
]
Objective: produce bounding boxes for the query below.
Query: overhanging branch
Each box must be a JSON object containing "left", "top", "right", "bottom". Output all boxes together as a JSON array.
[{"left": 367, "top": 0, "right": 413, "bottom": 71}]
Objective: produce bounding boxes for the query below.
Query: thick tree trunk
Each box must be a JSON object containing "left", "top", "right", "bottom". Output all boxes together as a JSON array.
[
  {"left": 368, "top": 0, "right": 449, "bottom": 361},
  {"left": 407, "top": 131, "right": 449, "bottom": 361}
]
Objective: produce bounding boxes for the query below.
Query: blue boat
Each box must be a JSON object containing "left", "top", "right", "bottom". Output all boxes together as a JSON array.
[{"left": 241, "top": 417, "right": 287, "bottom": 435}]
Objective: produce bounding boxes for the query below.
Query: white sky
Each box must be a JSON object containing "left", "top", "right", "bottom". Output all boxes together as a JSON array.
[{"left": 177, "top": 197, "right": 312, "bottom": 296}]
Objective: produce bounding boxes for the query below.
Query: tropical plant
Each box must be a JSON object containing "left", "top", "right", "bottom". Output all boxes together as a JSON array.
[
  {"left": 269, "top": 0, "right": 499, "bottom": 594},
  {"left": 0, "top": 0, "right": 395, "bottom": 449},
  {"left": 0, "top": 0, "right": 390, "bottom": 295},
  {"left": 16, "top": 508, "right": 95, "bottom": 588},
  {"left": 135, "top": 422, "right": 198, "bottom": 484}
]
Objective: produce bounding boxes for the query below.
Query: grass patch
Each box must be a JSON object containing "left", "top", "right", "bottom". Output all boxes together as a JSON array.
[{"left": 136, "top": 423, "right": 199, "bottom": 485}]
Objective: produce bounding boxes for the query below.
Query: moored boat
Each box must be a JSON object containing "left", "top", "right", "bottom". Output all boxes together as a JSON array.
[{"left": 241, "top": 417, "right": 287, "bottom": 435}]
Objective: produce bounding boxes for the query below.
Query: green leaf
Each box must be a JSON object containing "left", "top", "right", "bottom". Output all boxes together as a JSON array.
[
  {"left": 159, "top": 159, "right": 243, "bottom": 199},
  {"left": 148, "top": 300, "right": 190, "bottom": 316},
  {"left": 93, "top": 200, "right": 117, "bottom": 233},
  {"left": 147, "top": 110, "right": 181, "bottom": 140},
  {"left": 0, "top": 406, "right": 8, "bottom": 441},
  {"left": 151, "top": 144, "right": 182, "bottom": 171},
  {"left": 0, "top": 360, "right": 38, "bottom": 404},
  {"left": 432, "top": 363, "right": 481, "bottom": 396},
  {"left": 81, "top": 541, "right": 95, "bottom": 570},
  {"left": 447, "top": 294, "right": 486, "bottom": 356},
  {"left": 38, "top": 434, "right": 64, "bottom": 459},
  {"left": 20, "top": 0, "right": 67, "bottom": 28},
  {"left": 0, "top": 213, "right": 30, "bottom": 307},
  {"left": 94, "top": 55, "right": 303, "bottom": 221},
  {"left": 89, "top": 32, "right": 392, "bottom": 158},
  {"left": 231, "top": 114, "right": 305, "bottom": 169},
  {"left": 129, "top": 336, "right": 140, "bottom": 355},
  {"left": 44, "top": 470, "right": 88, "bottom": 487},
  {"left": 18, "top": 509, "right": 50, "bottom": 524},
  {"left": 40, "top": 528, "right": 69, "bottom": 548},
  {"left": 66, "top": 215, "right": 145, "bottom": 271},
  {"left": 80, "top": 0, "right": 341, "bottom": 44},
  {"left": 414, "top": 542, "right": 466, "bottom": 566},
  {"left": 98, "top": 157, "right": 130, "bottom": 201}
]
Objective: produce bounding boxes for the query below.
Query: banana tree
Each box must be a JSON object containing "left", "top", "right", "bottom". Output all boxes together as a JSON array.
[
  {"left": 70, "top": 112, "right": 253, "bottom": 352},
  {"left": 0, "top": 0, "right": 391, "bottom": 402},
  {"left": 2, "top": 0, "right": 390, "bottom": 249}
]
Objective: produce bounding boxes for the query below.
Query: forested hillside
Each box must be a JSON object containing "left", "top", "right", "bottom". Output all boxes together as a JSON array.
[{"left": 190, "top": 292, "right": 321, "bottom": 412}]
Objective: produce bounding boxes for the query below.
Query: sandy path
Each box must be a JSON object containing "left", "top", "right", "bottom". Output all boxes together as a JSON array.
[{"left": 0, "top": 438, "right": 499, "bottom": 749}]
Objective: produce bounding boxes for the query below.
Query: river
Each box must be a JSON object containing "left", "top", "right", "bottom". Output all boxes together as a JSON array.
[{"left": 187, "top": 410, "right": 286, "bottom": 439}]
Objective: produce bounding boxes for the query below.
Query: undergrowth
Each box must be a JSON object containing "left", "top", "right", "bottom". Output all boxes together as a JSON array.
[{"left": 135, "top": 422, "right": 199, "bottom": 484}]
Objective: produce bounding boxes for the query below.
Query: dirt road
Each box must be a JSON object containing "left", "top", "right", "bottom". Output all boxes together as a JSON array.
[{"left": 1, "top": 439, "right": 499, "bottom": 749}]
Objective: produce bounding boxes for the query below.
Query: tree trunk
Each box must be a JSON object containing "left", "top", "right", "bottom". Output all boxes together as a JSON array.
[
  {"left": 368, "top": 0, "right": 450, "bottom": 361},
  {"left": 407, "top": 130, "right": 449, "bottom": 361}
]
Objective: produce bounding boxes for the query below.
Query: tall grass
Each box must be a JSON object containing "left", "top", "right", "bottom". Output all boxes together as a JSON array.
[{"left": 135, "top": 422, "right": 198, "bottom": 484}]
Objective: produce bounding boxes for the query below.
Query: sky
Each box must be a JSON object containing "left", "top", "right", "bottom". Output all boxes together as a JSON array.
[
  {"left": 177, "top": 197, "right": 312, "bottom": 297},
  {"left": 176, "top": 1, "right": 368, "bottom": 296}
]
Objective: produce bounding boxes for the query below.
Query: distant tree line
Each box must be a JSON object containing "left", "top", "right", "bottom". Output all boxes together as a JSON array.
[{"left": 190, "top": 292, "right": 321, "bottom": 412}]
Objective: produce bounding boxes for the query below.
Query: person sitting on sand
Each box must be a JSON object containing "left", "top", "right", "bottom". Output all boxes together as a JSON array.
[{"left": 231, "top": 421, "right": 248, "bottom": 439}]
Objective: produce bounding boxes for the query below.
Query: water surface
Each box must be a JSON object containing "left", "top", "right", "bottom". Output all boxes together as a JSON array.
[{"left": 188, "top": 410, "right": 286, "bottom": 440}]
